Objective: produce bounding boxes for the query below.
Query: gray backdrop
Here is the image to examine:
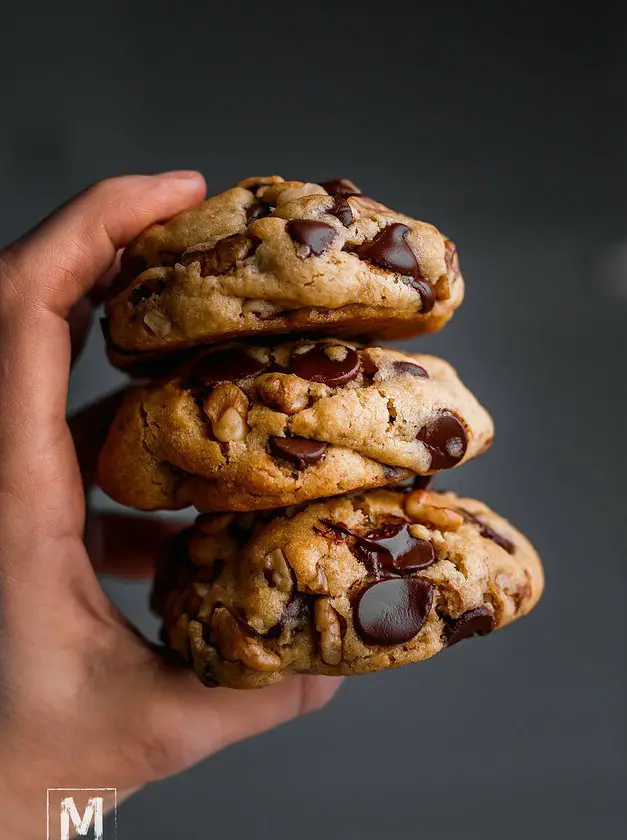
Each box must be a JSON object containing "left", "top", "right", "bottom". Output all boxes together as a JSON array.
[{"left": 2, "top": 1, "right": 626, "bottom": 837}]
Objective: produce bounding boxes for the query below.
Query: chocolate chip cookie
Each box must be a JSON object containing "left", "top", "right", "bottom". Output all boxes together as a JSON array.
[
  {"left": 97, "top": 340, "right": 493, "bottom": 511},
  {"left": 153, "top": 488, "right": 543, "bottom": 688},
  {"left": 104, "top": 176, "right": 464, "bottom": 366}
]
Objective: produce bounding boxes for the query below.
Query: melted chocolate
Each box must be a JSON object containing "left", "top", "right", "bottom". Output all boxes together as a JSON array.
[
  {"left": 458, "top": 509, "right": 515, "bottom": 554},
  {"left": 290, "top": 343, "right": 361, "bottom": 386},
  {"left": 287, "top": 219, "right": 336, "bottom": 256},
  {"left": 355, "top": 577, "right": 434, "bottom": 645},
  {"left": 320, "top": 519, "right": 436, "bottom": 577},
  {"left": 185, "top": 348, "right": 267, "bottom": 390},
  {"left": 327, "top": 196, "right": 354, "bottom": 227},
  {"left": 445, "top": 607, "right": 495, "bottom": 646},
  {"left": 319, "top": 178, "right": 362, "bottom": 197},
  {"left": 417, "top": 411, "right": 468, "bottom": 471},
  {"left": 246, "top": 201, "right": 272, "bottom": 223},
  {"left": 392, "top": 361, "right": 429, "bottom": 378},
  {"left": 352, "top": 223, "right": 435, "bottom": 313},
  {"left": 270, "top": 436, "right": 328, "bottom": 467}
]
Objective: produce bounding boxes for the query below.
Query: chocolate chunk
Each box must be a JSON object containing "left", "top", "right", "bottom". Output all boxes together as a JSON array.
[
  {"left": 319, "top": 178, "right": 362, "bottom": 197},
  {"left": 286, "top": 220, "right": 336, "bottom": 256},
  {"left": 320, "top": 519, "right": 435, "bottom": 577},
  {"left": 290, "top": 343, "right": 361, "bottom": 386},
  {"left": 417, "top": 411, "right": 468, "bottom": 470},
  {"left": 352, "top": 223, "right": 435, "bottom": 313},
  {"left": 445, "top": 607, "right": 495, "bottom": 646},
  {"left": 327, "top": 196, "right": 354, "bottom": 227},
  {"left": 265, "top": 592, "right": 310, "bottom": 638},
  {"left": 246, "top": 201, "right": 272, "bottom": 223},
  {"left": 130, "top": 277, "right": 168, "bottom": 305},
  {"left": 355, "top": 577, "right": 434, "bottom": 645},
  {"left": 458, "top": 509, "right": 515, "bottom": 554},
  {"left": 270, "top": 436, "right": 328, "bottom": 467},
  {"left": 181, "top": 234, "right": 254, "bottom": 275},
  {"left": 392, "top": 361, "right": 429, "bottom": 378},
  {"left": 186, "top": 348, "right": 267, "bottom": 389},
  {"left": 395, "top": 475, "right": 433, "bottom": 492}
]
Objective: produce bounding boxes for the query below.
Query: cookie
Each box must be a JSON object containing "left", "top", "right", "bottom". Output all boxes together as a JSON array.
[
  {"left": 104, "top": 176, "right": 464, "bottom": 366},
  {"left": 153, "top": 488, "right": 543, "bottom": 688},
  {"left": 97, "top": 340, "right": 493, "bottom": 511}
]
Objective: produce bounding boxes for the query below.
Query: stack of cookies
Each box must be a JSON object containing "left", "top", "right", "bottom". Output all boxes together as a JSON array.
[{"left": 98, "top": 176, "right": 543, "bottom": 689}]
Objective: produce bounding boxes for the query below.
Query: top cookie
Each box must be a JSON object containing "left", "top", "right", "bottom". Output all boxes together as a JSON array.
[{"left": 105, "top": 176, "right": 464, "bottom": 364}]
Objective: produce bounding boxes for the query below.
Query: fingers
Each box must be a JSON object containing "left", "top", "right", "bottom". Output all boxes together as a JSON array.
[
  {"left": 0, "top": 174, "right": 205, "bottom": 540},
  {"left": 151, "top": 667, "right": 343, "bottom": 774},
  {"left": 86, "top": 512, "right": 189, "bottom": 578},
  {"left": 3, "top": 171, "right": 206, "bottom": 316}
]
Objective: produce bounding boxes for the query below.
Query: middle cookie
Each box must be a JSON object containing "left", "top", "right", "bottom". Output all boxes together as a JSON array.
[{"left": 98, "top": 340, "right": 494, "bottom": 512}]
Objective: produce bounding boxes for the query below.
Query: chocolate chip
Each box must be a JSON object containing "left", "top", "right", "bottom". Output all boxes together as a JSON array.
[
  {"left": 417, "top": 411, "right": 468, "bottom": 470},
  {"left": 327, "top": 196, "right": 354, "bottom": 227},
  {"left": 290, "top": 343, "right": 361, "bottom": 387},
  {"left": 319, "top": 178, "right": 362, "bottom": 197},
  {"left": 286, "top": 220, "right": 336, "bottom": 256},
  {"left": 445, "top": 607, "right": 495, "bottom": 646},
  {"left": 265, "top": 592, "right": 310, "bottom": 638},
  {"left": 355, "top": 577, "right": 434, "bottom": 645},
  {"left": 352, "top": 223, "right": 435, "bottom": 313},
  {"left": 458, "top": 509, "right": 515, "bottom": 554},
  {"left": 270, "top": 436, "right": 328, "bottom": 467},
  {"left": 185, "top": 348, "right": 267, "bottom": 389},
  {"left": 181, "top": 234, "right": 255, "bottom": 274},
  {"left": 399, "top": 475, "right": 433, "bottom": 492},
  {"left": 392, "top": 361, "right": 429, "bottom": 378},
  {"left": 246, "top": 201, "right": 272, "bottom": 223},
  {"left": 320, "top": 519, "right": 435, "bottom": 577}
]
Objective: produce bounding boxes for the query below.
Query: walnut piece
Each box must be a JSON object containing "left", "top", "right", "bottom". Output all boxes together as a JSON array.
[
  {"left": 203, "top": 383, "right": 249, "bottom": 442},
  {"left": 314, "top": 599, "right": 343, "bottom": 665},
  {"left": 257, "top": 373, "right": 309, "bottom": 415},
  {"left": 181, "top": 233, "right": 255, "bottom": 275},
  {"left": 303, "top": 565, "right": 329, "bottom": 595},
  {"left": 143, "top": 309, "right": 172, "bottom": 337},
  {"left": 324, "top": 344, "right": 349, "bottom": 362},
  {"left": 405, "top": 490, "right": 464, "bottom": 531},
  {"left": 263, "top": 548, "right": 293, "bottom": 593},
  {"left": 211, "top": 607, "right": 281, "bottom": 672}
]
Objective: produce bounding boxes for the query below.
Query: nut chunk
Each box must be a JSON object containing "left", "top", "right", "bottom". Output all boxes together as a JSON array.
[
  {"left": 314, "top": 599, "right": 343, "bottom": 665},
  {"left": 203, "top": 383, "right": 249, "bottom": 442},
  {"left": 211, "top": 607, "right": 281, "bottom": 672}
]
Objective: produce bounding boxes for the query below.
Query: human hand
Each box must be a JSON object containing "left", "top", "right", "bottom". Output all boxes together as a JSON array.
[{"left": 0, "top": 173, "right": 341, "bottom": 838}]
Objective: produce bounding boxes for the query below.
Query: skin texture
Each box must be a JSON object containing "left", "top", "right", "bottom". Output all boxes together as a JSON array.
[{"left": 0, "top": 173, "right": 341, "bottom": 839}]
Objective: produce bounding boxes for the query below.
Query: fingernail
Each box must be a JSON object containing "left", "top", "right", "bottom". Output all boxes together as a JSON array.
[{"left": 154, "top": 170, "right": 203, "bottom": 180}]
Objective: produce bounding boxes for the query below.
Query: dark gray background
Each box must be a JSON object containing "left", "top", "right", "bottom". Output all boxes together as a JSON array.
[{"left": 2, "top": 1, "right": 626, "bottom": 837}]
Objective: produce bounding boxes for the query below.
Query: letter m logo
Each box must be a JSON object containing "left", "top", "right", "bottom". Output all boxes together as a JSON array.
[{"left": 47, "top": 789, "right": 117, "bottom": 839}]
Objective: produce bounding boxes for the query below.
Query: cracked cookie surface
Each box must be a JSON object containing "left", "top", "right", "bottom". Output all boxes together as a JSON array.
[
  {"left": 153, "top": 488, "right": 543, "bottom": 688},
  {"left": 97, "top": 340, "right": 493, "bottom": 511},
  {"left": 104, "top": 176, "right": 464, "bottom": 366}
]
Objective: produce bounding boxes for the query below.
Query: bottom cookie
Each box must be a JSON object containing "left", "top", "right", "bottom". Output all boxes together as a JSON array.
[{"left": 153, "top": 488, "right": 543, "bottom": 689}]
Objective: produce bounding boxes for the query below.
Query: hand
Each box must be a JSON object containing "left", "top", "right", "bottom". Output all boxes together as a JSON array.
[{"left": 0, "top": 173, "right": 342, "bottom": 838}]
